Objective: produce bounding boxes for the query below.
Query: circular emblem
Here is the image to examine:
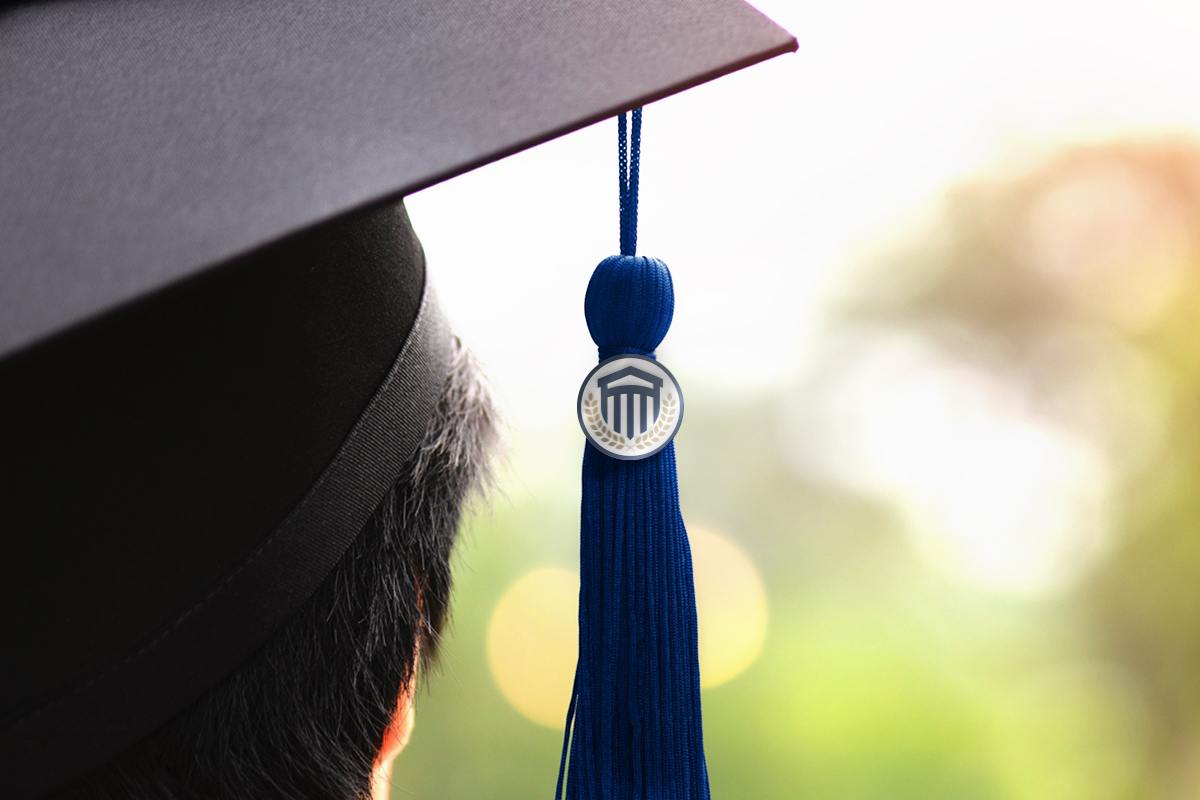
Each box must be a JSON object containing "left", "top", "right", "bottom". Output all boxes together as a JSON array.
[{"left": 577, "top": 354, "right": 684, "bottom": 460}]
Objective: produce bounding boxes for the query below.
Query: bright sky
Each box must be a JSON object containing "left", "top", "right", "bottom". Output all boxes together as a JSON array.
[{"left": 407, "top": 0, "right": 1200, "bottom": 595}]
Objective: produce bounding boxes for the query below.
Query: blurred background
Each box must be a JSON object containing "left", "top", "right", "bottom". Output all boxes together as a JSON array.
[{"left": 396, "top": 2, "right": 1200, "bottom": 797}]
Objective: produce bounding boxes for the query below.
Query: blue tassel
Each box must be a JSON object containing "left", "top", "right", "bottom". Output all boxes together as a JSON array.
[{"left": 556, "top": 110, "right": 710, "bottom": 800}]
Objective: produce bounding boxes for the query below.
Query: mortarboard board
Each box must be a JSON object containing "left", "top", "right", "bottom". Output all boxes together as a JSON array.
[{"left": 0, "top": 1, "right": 795, "bottom": 796}]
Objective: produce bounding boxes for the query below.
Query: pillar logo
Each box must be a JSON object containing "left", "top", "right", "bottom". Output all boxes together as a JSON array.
[{"left": 577, "top": 355, "right": 683, "bottom": 460}]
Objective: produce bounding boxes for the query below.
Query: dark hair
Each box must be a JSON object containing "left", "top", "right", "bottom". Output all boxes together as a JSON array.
[{"left": 53, "top": 339, "right": 496, "bottom": 800}]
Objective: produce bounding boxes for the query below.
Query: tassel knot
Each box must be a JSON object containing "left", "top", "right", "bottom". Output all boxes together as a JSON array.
[{"left": 584, "top": 255, "right": 675, "bottom": 359}]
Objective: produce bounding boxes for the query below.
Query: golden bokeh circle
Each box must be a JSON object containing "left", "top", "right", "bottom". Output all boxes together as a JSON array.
[
  {"left": 691, "top": 526, "right": 769, "bottom": 688},
  {"left": 486, "top": 566, "right": 579, "bottom": 728}
]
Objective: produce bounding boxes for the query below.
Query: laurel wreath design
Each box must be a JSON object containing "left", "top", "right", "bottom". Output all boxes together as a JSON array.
[{"left": 583, "top": 391, "right": 678, "bottom": 454}]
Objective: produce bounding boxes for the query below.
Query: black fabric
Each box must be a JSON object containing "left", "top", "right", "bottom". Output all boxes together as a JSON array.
[
  {"left": 0, "top": 0, "right": 796, "bottom": 360},
  {"left": 0, "top": 200, "right": 451, "bottom": 797}
]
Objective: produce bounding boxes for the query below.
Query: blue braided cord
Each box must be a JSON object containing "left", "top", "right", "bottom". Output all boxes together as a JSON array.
[{"left": 618, "top": 108, "right": 642, "bottom": 256}]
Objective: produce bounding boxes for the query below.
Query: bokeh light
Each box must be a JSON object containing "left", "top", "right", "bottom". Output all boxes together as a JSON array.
[
  {"left": 791, "top": 333, "right": 1115, "bottom": 595},
  {"left": 486, "top": 566, "right": 578, "bottom": 728},
  {"left": 691, "top": 526, "right": 769, "bottom": 687}
]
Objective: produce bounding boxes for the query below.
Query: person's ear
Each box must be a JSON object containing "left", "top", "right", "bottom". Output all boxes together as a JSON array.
[{"left": 372, "top": 685, "right": 416, "bottom": 800}]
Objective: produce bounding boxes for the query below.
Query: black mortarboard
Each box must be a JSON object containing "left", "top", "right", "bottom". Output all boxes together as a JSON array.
[{"left": 0, "top": 2, "right": 794, "bottom": 796}]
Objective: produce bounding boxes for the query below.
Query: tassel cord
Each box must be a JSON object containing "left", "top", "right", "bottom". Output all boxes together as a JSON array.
[{"left": 618, "top": 108, "right": 642, "bottom": 257}]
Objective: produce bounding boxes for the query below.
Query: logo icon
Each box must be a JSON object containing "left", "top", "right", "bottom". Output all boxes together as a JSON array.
[{"left": 577, "top": 355, "right": 684, "bottom": 460}]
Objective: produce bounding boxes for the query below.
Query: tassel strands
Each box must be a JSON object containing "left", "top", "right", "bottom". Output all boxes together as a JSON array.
[{"left": 557, "top": 109, "right": 710, "bottom": 799}]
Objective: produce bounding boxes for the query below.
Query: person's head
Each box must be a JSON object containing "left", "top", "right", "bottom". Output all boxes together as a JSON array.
[
  {"left": 1, "top": 199, "right": 497, "bottom": 799},
  {"left": 56, "top": 336, "right": 496, "bottom": 800}
]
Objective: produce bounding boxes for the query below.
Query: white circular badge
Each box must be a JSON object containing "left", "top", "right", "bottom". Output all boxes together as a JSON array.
[{"left": 577, "top": 355, "right": 684, "bottom": 460}]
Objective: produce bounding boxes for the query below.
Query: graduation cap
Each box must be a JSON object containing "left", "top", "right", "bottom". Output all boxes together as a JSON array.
[{"left": 0, "top": 1, "right": 795, "bottom": 797}]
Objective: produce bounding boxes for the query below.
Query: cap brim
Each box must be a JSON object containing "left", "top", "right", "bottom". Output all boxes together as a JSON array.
[{"left": 0, "top": 0, "right": 795, "bottom": 362}]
